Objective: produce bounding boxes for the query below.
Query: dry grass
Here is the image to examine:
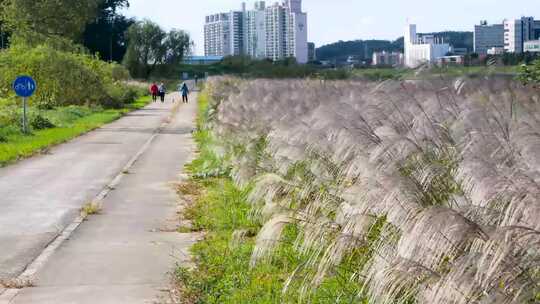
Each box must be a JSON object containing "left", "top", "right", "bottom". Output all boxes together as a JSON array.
[
  {"left": 0, "top": 277, "right": 34, "bottom": 289},
  {"left": 175, "top": 180, "right": 204, "bottom": 233},
  {"left": 176, "top": 180, "right": 202, "bottom": 197}
]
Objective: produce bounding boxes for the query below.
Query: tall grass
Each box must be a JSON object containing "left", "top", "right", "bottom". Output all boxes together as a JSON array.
[
  {"left": 191, "top": 76, "right": 540, "bottom": 303},
  {"left": 175, "top": 91, "right": 372, "bottom": 303}
]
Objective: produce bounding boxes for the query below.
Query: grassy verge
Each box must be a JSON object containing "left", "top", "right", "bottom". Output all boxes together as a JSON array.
[
  {"left": 173, "top": 92, "right": 369, "bottom": 304},
  {"left": 0, "top": 96, "right": 151, "bottom": 166}
]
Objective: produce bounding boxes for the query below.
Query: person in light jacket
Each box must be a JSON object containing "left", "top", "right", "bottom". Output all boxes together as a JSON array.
[{"left": 158, "top": 83, "right": 166, "bottom": 102}]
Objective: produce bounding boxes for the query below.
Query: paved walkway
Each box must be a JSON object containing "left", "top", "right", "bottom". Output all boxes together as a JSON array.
[{"left": 0, "top": 93, "right": 198, "bottom": 303}]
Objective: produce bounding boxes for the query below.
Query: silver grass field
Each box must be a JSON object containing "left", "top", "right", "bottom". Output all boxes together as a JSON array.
[{"left": 200, "top": 76, "right": 540, "bottom": 304}]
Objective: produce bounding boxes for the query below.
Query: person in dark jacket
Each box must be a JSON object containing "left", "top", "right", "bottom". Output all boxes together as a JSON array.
[{"left": 180, "top": 82, "right": 189, "bottom": 103}]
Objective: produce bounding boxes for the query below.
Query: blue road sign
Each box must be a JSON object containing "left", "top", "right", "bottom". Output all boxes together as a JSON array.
[{"left": 13, "top": 76, "right": 37, "bottom": 97}]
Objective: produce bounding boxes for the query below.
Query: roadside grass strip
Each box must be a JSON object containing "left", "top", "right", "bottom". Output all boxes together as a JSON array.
[{"left": 0, "top": 96, "right": 151, "bottom": 166}]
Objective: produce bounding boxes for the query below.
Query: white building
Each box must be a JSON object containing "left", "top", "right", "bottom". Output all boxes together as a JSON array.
[
  {"left": 205, "top": 0, "right": 308, "bottom": 63},
  {"left": 245, "top": 1, "right": 267, "bottom": 58},
  {"left": 289, "top": 8, "right": 308, "bottom": 63},
  {"left": 204, "top": 13, "right": 231, "bottom": 56},
  {"left": 504, "top": 19, "right": 524, "bottom": 53},
  {"left": 487, "top": 47, "right": 505, "bottom": 55},
  {"left": 265, "top": 1, "right": 308, "bottom": 63},
  {"left": 204, "top": 12, "right": 244, "bottom": 57},
  {"left": 504, "top": 17, "right": 540, "bottom": 53},
  {"left": 265, "top": 3, "right": 287, "bottom": 61},
  {"left": 404, "top": 24, "right": 450, "bottom": 68},
  {"left": 525, "top": 40, "right": 540, "bottom": 52}
]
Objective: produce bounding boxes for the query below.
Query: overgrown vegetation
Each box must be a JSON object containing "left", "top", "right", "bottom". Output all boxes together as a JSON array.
[
  {"left": 174, "top": 89, "right": 374, "bottom": 303},
  {"left": 0, "top": 44, "right": 140, "bottom": 108},
  {"left": 0, "top": 0, "right": 155, "bottom": 166},
  {"left": 175, "top": 77, "right": 540, "bottom": 304},
  {"left": 519, "top": 59, "right": 540, "bottom": 84}
]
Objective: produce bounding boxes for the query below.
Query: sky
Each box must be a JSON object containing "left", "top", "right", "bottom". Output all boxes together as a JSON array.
[{"left": 123, "top": 0, "right": 540, "bottom": 55}]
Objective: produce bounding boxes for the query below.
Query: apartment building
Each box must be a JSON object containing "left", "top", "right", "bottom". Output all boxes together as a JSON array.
[
  {"left": 265, "top": 3, "right": 287, "bottom": 61},
  {"left": 204, "top": 13, "right": 231, "bottom": 56},
  {"left": 204, "top": 12, "right": 244, "bottom": 57},
  {"left": 205, "top": 1, "right": 308, "bottom": 63},
  {"left": 245, "top": 1, "right": 267, "bottom": 58}
]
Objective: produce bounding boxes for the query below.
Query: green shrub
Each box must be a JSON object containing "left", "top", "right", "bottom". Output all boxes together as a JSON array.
[
  {"left": 0, "top": 105, "right": 20, "bottom": 128},
  {"left": 30, "top": 114, "right": 55, "bottom": 130},
  {"left": 103, "top": 84, "right": 144, "bottom": 108},
  {"left": 111, "top": 64, "right": 131, "bottom": 81},
  {"left": 519, "top": 60, "right": 540, "bottom": 84},
  {"left": 0, "top": 45, "right": 127, "bottom": 108}
]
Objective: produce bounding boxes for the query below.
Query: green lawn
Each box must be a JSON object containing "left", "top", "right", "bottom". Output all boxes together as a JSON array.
[{"left": 0, "top": 96, "right": 151, "bottom": 166}]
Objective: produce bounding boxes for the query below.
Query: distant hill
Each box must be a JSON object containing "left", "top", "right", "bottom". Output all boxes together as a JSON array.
[
  {"left": 316, "top": 31, "right": 473, "bottom": 63},
  {"left": 315, "top": 39, "right": 403, "bottom": 63}
]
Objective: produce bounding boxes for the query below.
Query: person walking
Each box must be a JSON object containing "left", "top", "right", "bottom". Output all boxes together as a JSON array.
[
  {"left": 158, "top": 83, "right": 166, "bottom": 103},
  {"left": 150, "top": 82, "right": 159, "bottom": 102},
  {"left": 180, "top": 82, "right": 189, "bottom": 103}
]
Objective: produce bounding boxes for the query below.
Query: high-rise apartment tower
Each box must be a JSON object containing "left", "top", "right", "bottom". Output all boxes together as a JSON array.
[{"left": 204, "top": 0, "right": 308, "bottom": 63}]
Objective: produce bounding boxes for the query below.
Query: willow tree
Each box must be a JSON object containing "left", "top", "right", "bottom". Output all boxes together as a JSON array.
[{"left": 123, "top": 20, "right": 192, "bottom": 78}]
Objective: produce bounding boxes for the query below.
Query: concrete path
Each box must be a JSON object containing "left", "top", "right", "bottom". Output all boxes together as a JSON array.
[{"left": 0, "top": 93, "right": 198, "bottom": 303}]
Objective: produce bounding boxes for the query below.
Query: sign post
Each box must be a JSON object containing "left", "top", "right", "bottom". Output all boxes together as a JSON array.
[{"left": 13, "top": 76, "right": 36, "bottom": 134}]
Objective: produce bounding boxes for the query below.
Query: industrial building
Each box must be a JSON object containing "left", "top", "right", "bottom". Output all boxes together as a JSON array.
[
  {"left": 474, "top": 22, "right": 504, "bottom": 55},
  {"left": 372, "top": 51, "right": 404, "bottom": 66},
  {"left": 404, "top": 24, "right": 450, "bottom": 68}
]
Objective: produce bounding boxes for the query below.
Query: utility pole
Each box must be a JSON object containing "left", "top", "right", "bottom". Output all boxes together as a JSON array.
[
  {"left": 109, "top": 15, "right": 114, "bottom": 62},
  {"left": 1, "top": 23, "right": 4, "bottom": 49}
]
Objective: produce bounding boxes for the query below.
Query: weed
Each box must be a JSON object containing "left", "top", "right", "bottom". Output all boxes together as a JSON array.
[{"left": 80, "top": 201, "right": 103, "bottom": 218}]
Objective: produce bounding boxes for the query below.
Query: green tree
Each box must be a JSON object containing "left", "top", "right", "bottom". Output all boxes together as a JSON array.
[
  {"left": 123, "top": 20, "right": 192, "bottom": 78},
  {"left": 123, "top": 20, "right": 166, "bottom": 78},
  {"left": 82, "top": 0, "right": 135, "bottom": 62},
  {"left": 164, "top": 29, "right": 192, "bottom": 65},
  {"left": 519, "top": 60, "right": 540, "bottom": 84},
  {"left": 1, "top": 0, "right": 100, "bottom": 44}
]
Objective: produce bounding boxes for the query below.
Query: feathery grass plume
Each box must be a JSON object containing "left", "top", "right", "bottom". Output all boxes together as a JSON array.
[{"left": 200, "top": 75, "right": 540, "bottom": 303}]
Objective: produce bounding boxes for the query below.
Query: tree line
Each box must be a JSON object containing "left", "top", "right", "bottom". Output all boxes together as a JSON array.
[{"left": 0, "top": 0, "right": 193, "bottom": 79}]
